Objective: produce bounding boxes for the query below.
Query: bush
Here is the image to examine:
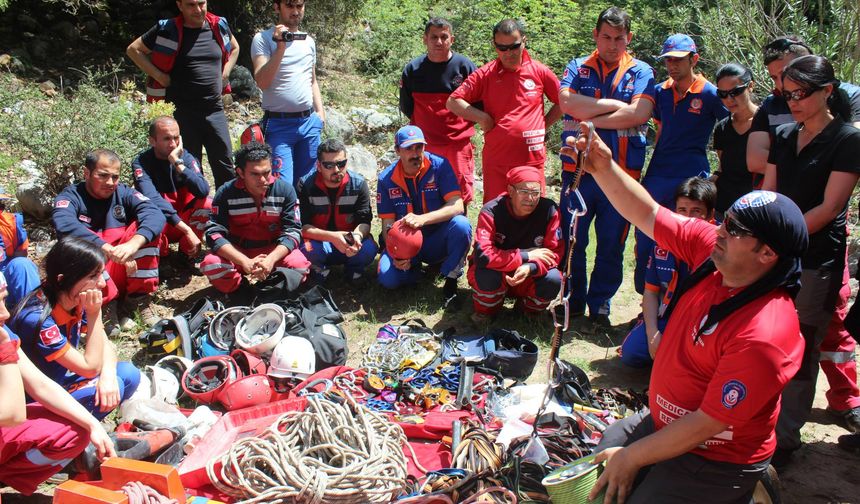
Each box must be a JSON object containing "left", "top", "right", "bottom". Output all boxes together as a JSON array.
[{"left": 0, "top": 71, "right": 172, "bottom": 199}]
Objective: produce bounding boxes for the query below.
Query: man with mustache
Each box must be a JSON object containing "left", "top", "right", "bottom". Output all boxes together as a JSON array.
[
  {"left": 468, "top": 166, "right": 563, "bottom": 324},
  {"left": 296, "top": 139, "right": 377, "bottom": 285},
  {"left": 376, "top": 126, "right": 471, "bottom": 308},
  {"left": 251, "top": 0, "right": 326, "bottom": 184}
]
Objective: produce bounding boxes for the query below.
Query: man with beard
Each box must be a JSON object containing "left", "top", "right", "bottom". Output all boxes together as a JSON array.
[{"left": 296, "top": 139, "right": 377, "bottom": 285}]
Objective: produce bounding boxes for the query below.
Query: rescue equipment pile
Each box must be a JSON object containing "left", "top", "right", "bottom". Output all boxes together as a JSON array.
[{"left": 95, "top": 286, "right": 646, "bottom": 503}]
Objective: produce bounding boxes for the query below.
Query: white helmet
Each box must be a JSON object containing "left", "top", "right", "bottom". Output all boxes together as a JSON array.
[
  {"left": 235, "top": 304, "right": 286, "bottom": 356},
  {"left": 154, "top": 355, "right": 193, "bottom": 402},
  {"left": 208, "top": 306, "right": 250, "bottom": 352},
  {"left": 145, "top": 365, "right": 181, "bottom": 405},
  {"left": 268, "top": 336, "right": 316, "bottom": 382}
]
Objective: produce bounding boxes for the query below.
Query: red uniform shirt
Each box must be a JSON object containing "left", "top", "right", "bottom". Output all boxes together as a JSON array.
[
  {"left": 650, "top": 207, "right": 803, "bottom": 464},
  {"left": 450, "top": 51, "right": 559, "bottom": 167}
]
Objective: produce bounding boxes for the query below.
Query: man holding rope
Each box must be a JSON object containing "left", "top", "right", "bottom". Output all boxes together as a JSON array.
[{"left": 563, "top": 122, "right": 806, "bottom": 503}]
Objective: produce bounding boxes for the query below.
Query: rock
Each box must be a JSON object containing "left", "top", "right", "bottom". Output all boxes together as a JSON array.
[
  {"left": 323, "top": 108, "right": 354, "bottom": 142},
  {"left": 349, "top": 107, "right": 396, "bottom": 131},
  {"left": 222, "top": 93, "right": 234, "bottom": 108},
  {"left": 16, "top": 160, "right": 54, "bottom": 220},
  {"left": 0, "top": 54, "right": 10, "bottom": 67},
  {"left": 38, "top": 80, "right": 57, "bottom": 97},
  {"left": 229, "top": 66, "right": 261, "bottom": 99},
  {"left": 28, "top": 39, "right": 52, "bottom": 63},
  {"left": 53, "top": 21, "right": 79, "bottom": 44},
  {"left": 17, "top": 13, "right": 38, "bottom": 32},
  {"left": 80, "top": 18, "right": 100, "bottom": 38},
  {"left": 378, "top": 148, "right": 398, "bottom": 168},
  {"left": 346, "top": 144, "right": 379, "bottom": 180}
]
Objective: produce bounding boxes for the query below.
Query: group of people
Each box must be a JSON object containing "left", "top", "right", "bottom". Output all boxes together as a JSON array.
[{"left": 0, "top": 0, "right": 858, "bottom": 501}]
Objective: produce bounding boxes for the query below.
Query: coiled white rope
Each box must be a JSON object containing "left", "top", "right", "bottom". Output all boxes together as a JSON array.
[
  {"left": 206, "top": 394, "right": 409, "bottom": 503},
  {"left": 121, "top": 481, "right": 178, "bottom": 504}
]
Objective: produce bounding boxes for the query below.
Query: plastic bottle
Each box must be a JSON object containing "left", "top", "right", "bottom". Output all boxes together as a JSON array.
[{"left": 182, "top": 405, "right": 219, "bottom": 455}]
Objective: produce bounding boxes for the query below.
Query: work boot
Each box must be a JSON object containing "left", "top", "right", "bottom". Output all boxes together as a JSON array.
[
  {"left": 588, "top": 313, "right": 611, "bottom": 328},
  {"left": 101, "top": 300, "right": 121, "bottom": 338},
  {"left": 828, "top": 405, "right": 860, "bottom": 433},
  {"left": 126, "top": 294, "right": 161, "bottom": 327},
  {"left": 441, "top": 276, "right": 461, "bottom": 310},
  {"left": 837, "top": 433, "right": 860, "bottom": 453}
]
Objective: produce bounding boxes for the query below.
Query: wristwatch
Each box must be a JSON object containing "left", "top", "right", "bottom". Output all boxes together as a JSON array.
[{"left": 173, "top": 160, "right": 186, "bottom": 170}]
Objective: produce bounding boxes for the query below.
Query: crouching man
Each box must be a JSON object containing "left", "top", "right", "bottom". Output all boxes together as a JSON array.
[
  {"left": 200, "top": 142, "right": 310, "bottom": 295},
  {"left": 297, "top": 138, "right": 377, "bottom": 284},
  {"left": 468, "top": 166, "right": 562, "bottom": 324},
  {"left": 376, "top": 125, "right": 471, "bottom": 307}
]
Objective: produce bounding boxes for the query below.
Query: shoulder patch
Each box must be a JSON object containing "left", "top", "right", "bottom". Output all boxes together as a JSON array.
[
  {"left": 55, "top": 200, "right": 70, "bottom": 208},
  {"left": 134, "top": 168, "right": 143, "bottom": 178},
  {"left": 579, "top": 67, "right": 590, "bottom": 78},
  {"left": 721, "top": 380, "right": 747, "bottom": 409},
  {"left": 39, "top": 325, "right": 63, "bottom": 346}
]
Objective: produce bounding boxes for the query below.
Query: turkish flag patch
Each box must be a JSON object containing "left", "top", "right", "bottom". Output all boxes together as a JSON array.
[
  {"left": 388, "top": 188, "right": 403, "bottom": 199},
  {"left": 40, "top": 325, "right": 63, "bottom": 346},
  {"left": 134, "top": 168, "right": 143, "bottom": 178},
  {"left": 55, "top": 200, "right": 70, "bottom": 208}
]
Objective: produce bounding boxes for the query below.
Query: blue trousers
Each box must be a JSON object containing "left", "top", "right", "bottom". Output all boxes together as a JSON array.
[
  {"left": 634, "top": 175, "right": 686, "bottom": 294},
  {"left": 620, "top": 318, "right": 668, "bottom": 368},
  {"left": 67, "top": 362, "right": 141, "bottom": 420},
  {"left": 263, "top": 113, "right": 324, "bottom": 186},
  {"left": 377, "top": 215, "right": 471, "bottom": 289},
  {"left": 562, "top": 172, "right": 631, "bottom": 316},
  {"left": 1, "top": 256, "right": 40, "bottom": 308},
  {"left": 301, "top": 237, "right": 378, "bottom": 281}
]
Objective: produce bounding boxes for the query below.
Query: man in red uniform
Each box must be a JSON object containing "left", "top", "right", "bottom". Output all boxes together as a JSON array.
[
  {"left": 561, "top": 123, "right": 807, "bottom": 503},
  {"left": 447, "top": 18, "right": 561, "bottom": 203},
  {"left": 468, "top": 166, "right": 562, "bottom": 323},
  {"left": 132, "top": 116, "right": 211, "bottom": 264},
  {"left": 400, "top": 17, "right": 477, "bottom": 205},
  {"left": 200, "top": 142, "right": 310, "bottom": 295}
]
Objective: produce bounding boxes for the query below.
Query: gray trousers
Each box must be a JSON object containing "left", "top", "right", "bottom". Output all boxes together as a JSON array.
[
  {"left": 776, "top": 267, "right": 841, "bottom": 451},
  {"left": 595, "top": 410, "right": 769, "bottom": 504}
]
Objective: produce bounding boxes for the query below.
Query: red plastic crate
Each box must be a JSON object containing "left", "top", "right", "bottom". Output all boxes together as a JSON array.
[{"left": 178, "top": 397, "right": 307, "bottom": 490}]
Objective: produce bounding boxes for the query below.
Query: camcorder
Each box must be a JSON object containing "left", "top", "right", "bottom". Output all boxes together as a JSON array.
[{"left": 274, "top": 31, "right": 308, "bottom": 43}]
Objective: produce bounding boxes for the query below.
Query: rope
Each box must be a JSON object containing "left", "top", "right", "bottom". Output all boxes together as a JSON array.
[
  {"left": 121, "top": 481, "right": 178, "bottom": 504},
  {"left": 206, "top": 395, "right": 409, "bottom": 503}
]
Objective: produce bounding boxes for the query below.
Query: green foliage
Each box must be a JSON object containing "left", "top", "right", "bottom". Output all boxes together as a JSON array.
[{"left": 0, "top": 71, "right": 167, "bottom": 199}]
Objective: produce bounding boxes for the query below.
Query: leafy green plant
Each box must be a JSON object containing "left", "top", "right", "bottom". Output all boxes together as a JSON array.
[{"left": 0, "top": 70, "right": 170, "bottom": 199}]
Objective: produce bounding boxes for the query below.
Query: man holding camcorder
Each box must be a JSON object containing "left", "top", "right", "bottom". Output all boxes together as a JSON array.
[{"left": 251, "top": 0, "right": 326, "bottom": 185}]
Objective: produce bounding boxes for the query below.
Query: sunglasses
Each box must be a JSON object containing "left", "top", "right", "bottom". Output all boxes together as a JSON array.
[
  {"left": 723, "top": 214, "right": 755, "bottom": 238},
  {"left": 494, "top": 41, "right": 523, "bottom": 52},
  {"left": 320, "top": 159, "right": 348, "bottom": 170},
  {"left": 716, "top": 83, "right": 750, "bottom": 99},
  {"left": 782, "top": 87, "right": 820, "bottom": 102}
]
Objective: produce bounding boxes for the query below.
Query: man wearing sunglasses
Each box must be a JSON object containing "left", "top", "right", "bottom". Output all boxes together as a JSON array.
[
  {"left": 633, "top": 34, "right": 728, "bottom": 296},
  {"left": 53, "top": 149, "right": 167, "bottom": 332},
  {"left": 447, "top": 18, "right": 561, "bottom": 204},
  {"left": 562, "top": 122, "right": 806, "bottom": 504},
  {"left": 468, "top": 166, "right": 563, "bottom": 324},
  {"left": 400, "top": 17, "right": 477, "bottom": 206},
  {"left": 557, "top": 6, "right": 655, "bottom": 327},
  {"left": 296, "top": 138, "right": 377, "bottom": 285}
]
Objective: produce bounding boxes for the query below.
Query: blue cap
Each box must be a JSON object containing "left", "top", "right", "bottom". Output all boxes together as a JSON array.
[
  {"left": 659, "top": 34, "right": 697, "bottom": 59},
  {"left": 395, "top": 125, "right": 426, "bottom": 148}
]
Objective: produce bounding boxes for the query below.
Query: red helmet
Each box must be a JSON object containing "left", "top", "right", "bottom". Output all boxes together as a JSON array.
[
  {"left": 387, "top": 220, "right": 423, "bottom": 260},
  {"left": 216, "top": 374, "right": 274, "bottom": 411},
  {"left": 181, "top": 355, "right": 240, "bottom": 405},
  {"left": 230, "top": 348, "right": 268, "bottom": 376}
]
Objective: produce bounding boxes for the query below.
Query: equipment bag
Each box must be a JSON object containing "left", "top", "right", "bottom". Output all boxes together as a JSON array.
[
  {"left": 277, "top": 285, "right": 348, "bottom": 371},
  {"left": 253, "top": 268, "right": 306, "bottom": 304},
  {"left": 140, "top": 298, "right": 217, "bottom": 358},
  {"left": 442, "top": 328, "right": 538, "bottom": 382}
]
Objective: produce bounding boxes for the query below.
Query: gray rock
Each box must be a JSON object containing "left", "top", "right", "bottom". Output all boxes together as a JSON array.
[
  {"left": 16, "top": 160, "right": 53, "bottom": 220},
  {"left": 350, "top": 107, "right": 396, "bottom": 131},
  {"left": 346, "top": 144, "right": 379, "bottom": 181},
  {"left": 229, "top": 66, "right": 261, "bottom": 99},
  {"left": 378, "top": 148, "right": 398, "bottom": 168},
  {"left": 323, "top": 108, "right": 354, "bottom": 142}
]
